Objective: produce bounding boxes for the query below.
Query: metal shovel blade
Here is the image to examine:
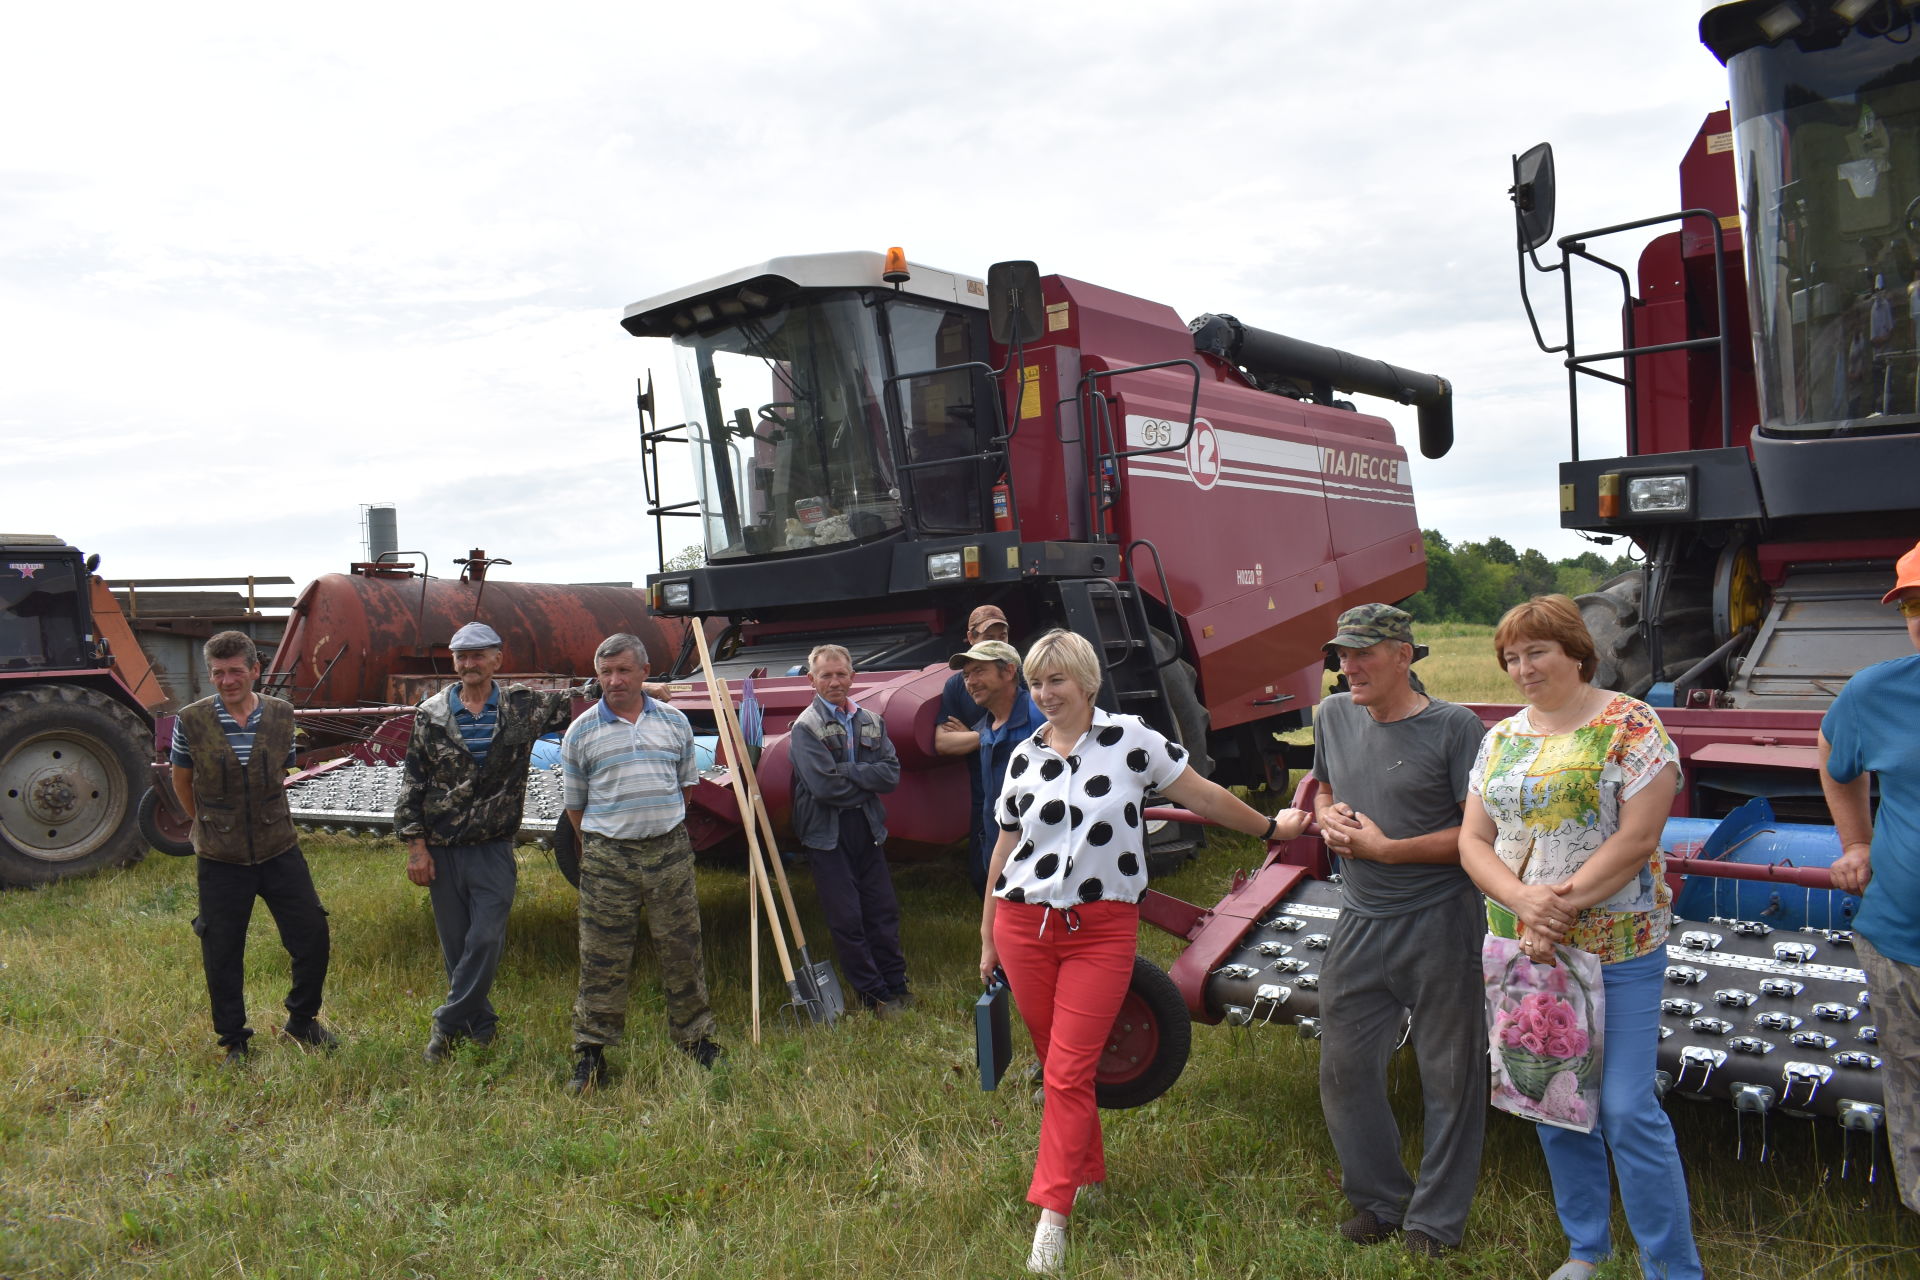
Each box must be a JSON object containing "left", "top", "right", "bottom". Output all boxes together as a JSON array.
[{"left": 798, "top": 946, "right": 846, "bottom": 1022}]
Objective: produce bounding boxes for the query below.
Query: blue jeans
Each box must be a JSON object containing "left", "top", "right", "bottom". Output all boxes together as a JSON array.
[{"left": 1537, "top": 947, "right": 1703, "bottom": 1280}]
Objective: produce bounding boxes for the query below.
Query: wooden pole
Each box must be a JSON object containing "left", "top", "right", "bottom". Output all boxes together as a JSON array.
[{"left": 690, "top": 625, "right": 798, "bottom": 994}]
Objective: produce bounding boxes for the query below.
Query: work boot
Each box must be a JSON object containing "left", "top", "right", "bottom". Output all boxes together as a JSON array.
[
  {"left": 680, "top": 1038, "right": 727, "bottom": 1069},
  {"left": 1403, "top": 1229, "right": 1453, "bottom": 1259},
  {"left": 886, "top": 985, "right": 916, "bottom": 1010},
  {"left": 1338, "top": 1208, "right": 1400, "bottom": 1245},
  {"left": 220, "top": 1042, "right": 251, "bottom": 1069},
  {"left": 282, "top": 1018, "right": 340, "bottom": 1051},
  {"left": 422, "top": 1028, "right": 453, "bottom": 1064},
  {"left": 567, "top": 1045, "right": 607, "bottom": 1095}
]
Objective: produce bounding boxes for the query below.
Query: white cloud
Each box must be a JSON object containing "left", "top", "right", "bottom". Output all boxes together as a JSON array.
[{"left": 5, "top": 0, "right": 1734, "bottom": 590}]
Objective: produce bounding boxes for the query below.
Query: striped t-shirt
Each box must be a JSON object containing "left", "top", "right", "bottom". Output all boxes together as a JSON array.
[
  {"left": 450, "top": 683, "right": 500, "bottom": 766},
  {"left": 168, "top": 697, "right": 296, "bottom": 769},
  {"left": 560, "top": 696, "right": 698, "bottom": 839}
]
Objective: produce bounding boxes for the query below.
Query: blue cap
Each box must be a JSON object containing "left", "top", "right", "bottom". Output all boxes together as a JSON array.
[{"left": 449, "top": 621, "right": 504, "bottom": 651}]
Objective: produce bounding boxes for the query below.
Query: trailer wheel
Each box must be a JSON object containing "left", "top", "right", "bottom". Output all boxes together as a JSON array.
[
  {"left": 137, "top": 786, "right": 195, "bottom": 856},
  {"left": 0, "top": 685, "right": 149, "bottom": 886},
  {"left": 551, "top": 817, "right": 581, "bottom": 888},
  {"left": 1095, "top": 955, "right": 1191, "bottom": 1109}
]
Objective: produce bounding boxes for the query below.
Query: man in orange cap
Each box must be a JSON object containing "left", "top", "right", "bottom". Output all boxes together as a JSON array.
[{"left": 1820, "top": 538, "right": 1920, "bottom": 1213}]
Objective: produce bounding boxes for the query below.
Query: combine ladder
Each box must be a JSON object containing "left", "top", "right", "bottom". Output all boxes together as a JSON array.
[{"left": 1052, "top": 578, "right": 1176, "bottom": 735}]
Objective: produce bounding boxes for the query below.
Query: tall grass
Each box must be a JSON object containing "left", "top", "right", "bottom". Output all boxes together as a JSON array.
[{"left": 3, "top": 635, "right": 1915, "bottom": 1277}]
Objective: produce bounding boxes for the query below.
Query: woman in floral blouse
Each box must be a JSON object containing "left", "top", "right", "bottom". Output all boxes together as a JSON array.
[{"left": 1458, "top": 595, "right": 1702, "bottom": 1280}]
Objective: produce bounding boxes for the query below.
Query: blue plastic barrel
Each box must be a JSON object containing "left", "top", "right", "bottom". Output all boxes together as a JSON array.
[{"left": 1663, "top": 797, "right": 1859, "bottom": 931}]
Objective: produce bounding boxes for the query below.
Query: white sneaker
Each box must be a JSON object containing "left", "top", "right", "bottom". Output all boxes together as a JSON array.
[{"left": 1026, "top": 1221, "right": 1068, "bottom": 1275}]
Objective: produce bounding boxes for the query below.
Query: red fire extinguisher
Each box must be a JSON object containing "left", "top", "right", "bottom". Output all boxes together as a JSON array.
[{"left": 992, "top": 482, "right": 1013, "bottom": 532}]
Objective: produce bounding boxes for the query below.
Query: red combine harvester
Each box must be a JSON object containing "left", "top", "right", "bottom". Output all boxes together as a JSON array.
[
  {"left": 622, "top": 252, "right": 1455, "bottom": 1101},
  {"left": 1140, "top": 0, "right": 1914, "bottom": 1150},
  {"left": 628, "top": 254, "right": 1454, "bottom": 868}
]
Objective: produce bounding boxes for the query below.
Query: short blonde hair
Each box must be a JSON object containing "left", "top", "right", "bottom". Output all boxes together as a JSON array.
[
  {"left": 1023, "top": 629, "right": 1102, "bottom": 699},
  {"left": 806, "top": 643, "right": 853, "bottom": 675},
  {"left": 1493, "top": 594, "right": 1599, "bottom": 683}
]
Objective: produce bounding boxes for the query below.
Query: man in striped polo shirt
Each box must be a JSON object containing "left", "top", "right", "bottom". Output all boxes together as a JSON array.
[
  {"left": 395, "top": 621, "right": 592, "bottom": 1062},
  {"left": 560, "top": 632, "right": 722, "bottom": 1092},
  {"left": 170, "top": 630, "right": 336, "bottom": 1065}
]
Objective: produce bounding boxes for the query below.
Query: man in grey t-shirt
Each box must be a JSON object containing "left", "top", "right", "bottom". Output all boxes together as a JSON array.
[{"left": 1310, "top": 603, "right": 1488, "bottom": 1259}]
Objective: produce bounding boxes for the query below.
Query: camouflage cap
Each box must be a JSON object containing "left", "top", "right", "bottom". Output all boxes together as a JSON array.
[
  {"left": 1323, "top": 603, "right": 1414, "bottom": 650},
  {"left": 948, "top": 639, "right": 1021, "bottom": 670},
  {"left": 967, "top": 605, "right": 1009, "bottom": 633}
]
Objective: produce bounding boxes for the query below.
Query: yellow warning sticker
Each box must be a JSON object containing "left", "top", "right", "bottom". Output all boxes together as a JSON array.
[
  {"left": 1021, "top": 365, "right": 1042, "bottom": 420},
  {"left": 1707, "top": 132, "right": 1733, "bottom": 154}
]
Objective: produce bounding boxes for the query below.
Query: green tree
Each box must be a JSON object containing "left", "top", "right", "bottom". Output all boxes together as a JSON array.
[
  {"left": 662, "top": 544, "right": 705, "bottom": 571},
  {"left": 1402, "top": 529, "right": 1462, "bottom": 622},
  {"left": 1514, "top": 548, "right": 1557, "bottom": 599}
]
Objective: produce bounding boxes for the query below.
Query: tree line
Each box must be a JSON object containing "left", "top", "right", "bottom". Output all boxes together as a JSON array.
[{"left": 1401, "top": 530, "right": 1638, "bottom": 626}]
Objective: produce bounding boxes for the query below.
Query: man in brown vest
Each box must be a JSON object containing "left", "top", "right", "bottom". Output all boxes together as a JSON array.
[{"left": 169, "top": 630, "right": 335, "bottom": 1065}]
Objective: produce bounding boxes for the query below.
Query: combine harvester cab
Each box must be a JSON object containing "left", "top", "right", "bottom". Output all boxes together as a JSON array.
[{"left": 1142, "top": 0, "right": 1915, "bottom": 1152}]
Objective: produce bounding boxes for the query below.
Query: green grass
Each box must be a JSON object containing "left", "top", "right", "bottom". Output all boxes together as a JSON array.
[{"left": 4, "top": 821, "right": 1916, "bottom": 1278}]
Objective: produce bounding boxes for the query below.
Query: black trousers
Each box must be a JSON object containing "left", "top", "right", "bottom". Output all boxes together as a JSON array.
[
  {"left": 806, "top": 809, "right": 906, "bottom": 1005},
  {"left": 194, "top": 848, "right": 331, "bottom": 1046}
]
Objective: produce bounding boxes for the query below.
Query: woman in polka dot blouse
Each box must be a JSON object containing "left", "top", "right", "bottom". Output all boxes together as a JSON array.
[{"left": 979, "top": 629, "right": 1308, "bottom": 1275}]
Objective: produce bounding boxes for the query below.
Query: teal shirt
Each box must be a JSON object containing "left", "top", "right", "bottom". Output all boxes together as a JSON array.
[{"left": 1823, "top": 653, "right": 1920, "bottom": 966}]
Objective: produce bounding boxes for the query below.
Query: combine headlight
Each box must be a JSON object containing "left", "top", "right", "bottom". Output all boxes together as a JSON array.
[
  {"left": 926, "top": 551, "right": 964, "bottom": 583},
  {"left": 1627, "top": 475, "right": 1690, "bottom": 514},
  {"left": 662, "top": 581, "right": 693, "bottom": 610}
]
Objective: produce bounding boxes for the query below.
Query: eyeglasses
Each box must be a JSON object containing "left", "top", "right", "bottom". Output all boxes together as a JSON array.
[{"left": 1898, "top": 597, "right": 1920, "bottom": 619}]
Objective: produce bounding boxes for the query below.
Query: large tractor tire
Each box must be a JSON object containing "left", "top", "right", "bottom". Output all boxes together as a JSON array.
[
  {"left": 1577, "top": 559, "right": 1728, "bottom": 698},
  {"left": 1576, "top": 572, "right": 1649, "bottom": 693},
  {"left": 0, "top": 684, "right": 150, "bottom": 886},
  {"left": 137, "top": 786, "right": 195, "bottom": 857},
  {"left": 1095, "top": 955, "right": 1192, "bottom": 1109}
]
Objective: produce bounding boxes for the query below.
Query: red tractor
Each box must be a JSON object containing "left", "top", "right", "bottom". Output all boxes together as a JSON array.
[
  {"left": 0, "top": 536, "right": 155, "bottom": 885},
  {"left": 628, "top": 253, "right": 1455, "bottom": 874}
]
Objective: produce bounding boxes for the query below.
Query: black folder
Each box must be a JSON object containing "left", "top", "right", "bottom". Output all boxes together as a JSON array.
[{"left": 975, "top": 972, "right": 1011, "bottom": 1091}]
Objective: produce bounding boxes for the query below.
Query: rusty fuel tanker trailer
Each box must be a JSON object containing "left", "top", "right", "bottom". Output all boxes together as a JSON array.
[
  {"left": 1140, "top": 0, "right": 1916, "bottom": 1158},
  {"left": 220, "top": 554, "right": 703, "bottom": 862}
]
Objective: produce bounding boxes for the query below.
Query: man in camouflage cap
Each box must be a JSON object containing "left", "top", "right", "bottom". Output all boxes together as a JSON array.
[
  {"left": 396, "top": 620, "right": 596, "bottom": 1062},
  {"left": 1310, "top": 602, "right": 1490, "bottom": 1259}
]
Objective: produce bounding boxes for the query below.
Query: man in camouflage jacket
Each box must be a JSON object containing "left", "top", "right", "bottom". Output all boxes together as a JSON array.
[{"left": 395, "top": 622, "right": 595, "bottom": 1059}]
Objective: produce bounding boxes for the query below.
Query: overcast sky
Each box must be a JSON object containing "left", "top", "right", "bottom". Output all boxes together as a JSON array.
[{"left": 5, "top": 1, "right": 1733, "bottom": 593}]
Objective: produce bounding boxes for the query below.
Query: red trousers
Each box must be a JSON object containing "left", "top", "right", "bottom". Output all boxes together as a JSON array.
[{"left": 993, "top": 898, "right": 1139, "bottom": 1215}]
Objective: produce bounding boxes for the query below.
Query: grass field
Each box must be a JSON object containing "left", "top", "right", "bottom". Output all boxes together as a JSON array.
[{"left": 4, "top": 633, "right": 1917, "bottom": 1278}]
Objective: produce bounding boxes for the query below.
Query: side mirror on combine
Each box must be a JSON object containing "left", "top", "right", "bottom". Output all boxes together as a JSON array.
[
  {"left": 1511, "top": 142, "right": 1556, "bottom": 253},
  {"left": 987, "top": 260, "right": 1045, "bottom": 346}
]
